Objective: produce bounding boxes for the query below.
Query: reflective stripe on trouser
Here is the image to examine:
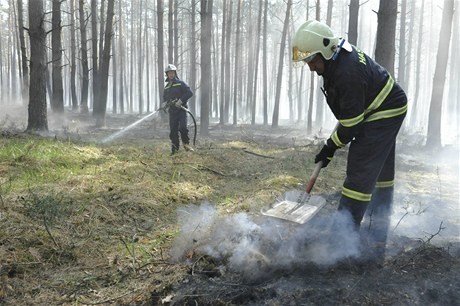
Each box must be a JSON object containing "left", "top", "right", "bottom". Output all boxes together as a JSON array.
[
  {"left": 169, "top": 109, "right": 189, "bottom": 150},
  {"left": 340, "top": 112, "right": 405, "bottom": 226}
]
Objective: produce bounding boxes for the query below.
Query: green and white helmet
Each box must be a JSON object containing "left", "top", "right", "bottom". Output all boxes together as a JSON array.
[
  {"left": 165, "top": 64, "right": 177, "bottom": 73},
  {"left": 292, "top": 20, "right": 340, "bottom": 63}
]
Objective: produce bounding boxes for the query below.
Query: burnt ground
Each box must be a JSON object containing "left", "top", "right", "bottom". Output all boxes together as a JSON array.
[{"left": 1, "top": 104, "right": 459, "bottom": 305}]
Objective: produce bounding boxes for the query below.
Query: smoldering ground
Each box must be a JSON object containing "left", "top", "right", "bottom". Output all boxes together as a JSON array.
[{"left": 170, "top": 201, "right": 362, "bottom": 281}]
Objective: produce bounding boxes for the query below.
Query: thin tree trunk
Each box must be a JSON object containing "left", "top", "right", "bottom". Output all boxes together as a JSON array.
[
  {"left": 118, "top": 0, "right": 125, "bottom": 114},
  {"left": 397, "top": 0, "right": 407, "bottom": 90},
  {"left": 70, "top": 0, "right": 78, "bottom": 111},
  {"left": 409, "top": 0, "right": 425, "bottom": 126},
  {"left": 138, "top": 0, "right": 144, "bottom": 114},
  {"left": 79, "top": 0, "right": 90, "bottom": 113},
  {"left": 168, "top": 0, "right": 174, "bottom": 64},
  {"left": 426, "top": 0, "right": 455, "bottom": 148},
  {"left": 27, "top": 0, "right": 48, "bottom": 132},
  {"left": 272, "top": 0, "right": 292, "bottom": 128},
  {"left": 94, "top": 0, "right": 115, "bottom": 127},
  {"left": 262, "top": 0, "right": 268, "bottom": 125},
  {"left": 200, "top": 0, "right": 213, "bottom": 135},
  {"left": 189, "top": 0, "right": 197, "bottom": 115},
  {"left": 251, "top": 0, "right": 263, "bottom": 125},
  {"left": 224, "top": 0, "right": 233, "bottom": 124},
  {"left": 157, "top": 0, "right": 165, "bottom": 105},
  {"left": 375, "top": 0, "right": 397, "bottom": 76},
  {"left": 219, "top": 0, "right": 226, "bottom": 124},
  {"left": 51, "top": 0, "right": 64, "bottom": 114},
  {"left": 348, "top": 0, "right": 359, "bottom": 45},
  {"left": 17, "top": 0, "right": 29, "bottom": 104},
  {"left": 91, "top": 0, "right": 98, "bottom": 111},
  {"left": 232, "top": 0, "right": 241, "bottom": 125}
]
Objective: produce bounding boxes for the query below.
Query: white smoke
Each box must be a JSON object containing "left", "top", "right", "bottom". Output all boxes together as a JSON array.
[{"left": 170, "top": 202, "right": 362, "bottom": 278}]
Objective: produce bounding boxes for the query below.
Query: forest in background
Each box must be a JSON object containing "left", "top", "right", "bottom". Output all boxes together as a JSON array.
[{"left": 0, "top": 0, "right": 459, "bottom": 145}]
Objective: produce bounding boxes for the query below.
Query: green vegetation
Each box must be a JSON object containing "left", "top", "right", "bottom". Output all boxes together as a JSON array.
[{"left": 0, "top": 135, "right": 339, "bottom": 304}]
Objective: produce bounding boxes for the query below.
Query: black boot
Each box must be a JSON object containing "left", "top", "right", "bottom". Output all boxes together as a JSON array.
[
  {"left": 364, "top": 186, "right": 394, "bottom": 262},
  {"left": 338, "top": 196, "right": 369, "bottom": 229},
  {"left": 171, "top": 144, "right": 179, "bottom": 155}
]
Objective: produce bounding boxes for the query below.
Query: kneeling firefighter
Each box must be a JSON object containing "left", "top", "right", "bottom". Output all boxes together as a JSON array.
[
  {"left": 292, "top": 20, "right": 408, "bottom": 258},
  {"left": 163, "top": 64, "right": 194, "bottom": 155}
]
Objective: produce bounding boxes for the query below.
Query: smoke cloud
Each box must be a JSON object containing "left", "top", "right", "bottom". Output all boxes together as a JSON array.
[{"left": 170, "top": 202, "right": 362, "bottom": 278}]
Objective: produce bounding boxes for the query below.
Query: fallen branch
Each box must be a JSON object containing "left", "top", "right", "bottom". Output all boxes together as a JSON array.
[{"left": 242, "top": 148, "right": 275, "bottom": 159}]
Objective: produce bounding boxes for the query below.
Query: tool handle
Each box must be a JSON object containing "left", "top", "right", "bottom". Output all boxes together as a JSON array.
[{"left": 305, "top": 161, "right": 323, "bottom": 194}]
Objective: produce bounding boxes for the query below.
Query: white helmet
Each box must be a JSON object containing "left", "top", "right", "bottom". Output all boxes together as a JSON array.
[
  {"left": 292, "top": 20, "right": 339, "bottom": 62},
  {"left": 165, "top": 64, "right": 177, "bottom": 73}
]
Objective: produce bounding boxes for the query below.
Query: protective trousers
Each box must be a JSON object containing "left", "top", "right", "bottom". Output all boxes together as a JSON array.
[
  {"left": 338, "top": 114, "right": 405, "bottom": 229},
  {"left": 169, "top": 109, "right": 189, "bottom": 153}
]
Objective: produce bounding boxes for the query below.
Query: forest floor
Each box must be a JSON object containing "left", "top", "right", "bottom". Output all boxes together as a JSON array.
[{"left": 0, "top": 104, "right": 459, "bottom": 306}]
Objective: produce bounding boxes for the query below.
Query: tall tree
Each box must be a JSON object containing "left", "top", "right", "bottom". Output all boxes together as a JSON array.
[
  {"left": 118, "top": 0, "right": 125, "bottom": 114},
  {"left": 200, "top": 0, "right": 213, "bottom": 135},
  {"left": 251, "top": 0, "right": 263, "bottom": 125},
  {"left": 189, "top": 0, "right": 197, "bottom": 115},
  {"left": 27, "top": 0, "right": 48, "bottom": 132},
  {"left": 93, "top": 0, "right": 115, "bottom": 127},
  {"left": 397, "top": 0, "right": 407, "bottom": 90},
  {"left": 168, "top": 0, "right": 174, "bottom": 64},
  {"left": 409, "top": 0, "right": 425, "bottom": 126},
  {"left": 51, "top": 0, "right": 64, "bottom": 114},
  {"left": 218, "top": 0, "right": 226, "bottom": 124},
  {"left": 232, "top": 0, "right": 241, "bottom": 125},
  {"left": 262, "top": 0, "right": 268, "bottom": 125},
  {"left": 426, "top": 0, "right": 455, "bottom": 148},
  {"left": 91, "top": 0, "right": 98, "bottom": 110},
  {"left": 272, "top": 0, "right": 292, "bottom": 128},
  {"left": 157, "top": 0, "right": 165, "bottom": 105},
  {"left": 17, "top": 0, "right": 29, "bottom": 103},
  {"left": 79, "top": 0, "right": 90, "bottom": 113},
  {"left": 224, "top": 1, "right": 233, "bottom": 124},
  {"left": 375, "top": 0, "right": 397, "bottom": 76},
  {"left": 70, "top": 0, "right": 78, "bottom": 111},
  {"left": 348, "top": 0, "right": 359, "bottom": 45}
]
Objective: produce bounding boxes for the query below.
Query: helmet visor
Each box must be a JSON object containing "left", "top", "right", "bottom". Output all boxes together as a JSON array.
[{"left": 292, "top": 46, "right": 314, "bottom": 62}]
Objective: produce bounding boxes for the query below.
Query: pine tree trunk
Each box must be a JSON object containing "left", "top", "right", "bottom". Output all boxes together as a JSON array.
[
  {"left": 375, "top": 0, "right": 397, "bottom": 76},
  {"left": 200, "top": 0, "right": 213, "bottom": 135},
  {"left": 271, "top": 0, "right": 291, "bottom": 128},
  {"left": 78, "top": 0, "right": 90, "bottom": 113},
  {"left": 94, "top": 0, "right": 115, "bottom": 127},
  {"left": 157, "top": 0, "right": 165, "bottom": 106},
  {"left": 348, "top": 0, "right": 359, "bottom": 45},
  {"left": 232, "top": 0, "right": 241, "bottom": 125},
  {"left": 27, "top": 0, "right": 48, "bottom": 132},
  {"left": 70, "top": 0, "right": 78, "bottom": 111},
  {"left": 51, "top": 0, "right": 64, "bottom": 114},
  {"left": 17, "top": 0, "right": 29, "bottom": 104},
  {"left": 426, "top": 0, "right": 455, "bottom": 148}
]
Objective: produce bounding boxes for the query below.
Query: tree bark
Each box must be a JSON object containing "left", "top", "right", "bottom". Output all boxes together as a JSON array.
[
  {"left": 78, "top": 0, "right": 90, "bottom": 113},
  {"left": 17, "top": 0, "right": 29, "bottom": 104},
  {"left": 51, "top": 0, "right": 64, "bottom": 114},
  {"left": 93, "top": 0, "right": 115, "bottom": 127},
  {"left": 27, "top": 0, "right": 48, "bottom": 132},
  {"left": 157, "top": 0, "right": 165, "bottom": 105},
  {"left": 91, "top": 0, "right": 98, "bottom": 111},
  {"left": 348, "top": 0, "right": 359, "bottom": 45},
  {"left": 232, "top": 0, "right": 241, "bottom": 125},
  {"left": 70, "top": 0, "right": 78, "bottom": 111},
  {"left": 272, "top": 0, "right": 292, "bottom": 128},
  {"left": 200, "top": 0, "right": 213, "bottom": 135},
  {"left": 262, "top": 0, "right": 268, "bottom": 125},
  {"left": 375, "top": 0, "right": 397, "bottom": 76},
  {"left": 397, "top": 0, "right": 407, "bottom": 90},
  {"left": 426, "top": 0, "right": 455, "bottom": 148}
]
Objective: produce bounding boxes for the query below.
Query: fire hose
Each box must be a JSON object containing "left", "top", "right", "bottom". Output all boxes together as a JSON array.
[{"left": 160, "top": 99, "right": 197, "bottom": 146}]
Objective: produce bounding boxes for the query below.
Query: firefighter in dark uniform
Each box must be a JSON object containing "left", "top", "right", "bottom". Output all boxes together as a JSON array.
[
  {"left": 292, "top": 20, "right": 408, "bottom": 259},
  {"left": 163, "top": 64, "right": 194, "bottom": 155}
]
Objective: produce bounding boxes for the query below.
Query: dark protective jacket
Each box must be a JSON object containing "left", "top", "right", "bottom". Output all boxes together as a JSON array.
[
  {"left": 163, "top": 77, "right": 193, "bottom": 113},
  {"left": 321, "top": 44, "right": 407, "bottom": 150}
]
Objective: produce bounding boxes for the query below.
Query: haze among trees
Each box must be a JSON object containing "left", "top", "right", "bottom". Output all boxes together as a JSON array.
[{"left": 0, "top": 0, "right": 458, "bottom": 147}]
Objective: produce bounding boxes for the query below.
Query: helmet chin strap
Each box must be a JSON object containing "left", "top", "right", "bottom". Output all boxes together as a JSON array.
[{"left": 332, "top": 39, "right": 346, "bottom": 61}]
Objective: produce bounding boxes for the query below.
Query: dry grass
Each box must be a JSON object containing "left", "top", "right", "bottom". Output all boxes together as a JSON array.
[{"left": 0, "top": 132, "right": 345, "bottom": 305}]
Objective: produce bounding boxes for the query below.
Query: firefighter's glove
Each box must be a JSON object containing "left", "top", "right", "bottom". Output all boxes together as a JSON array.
[
  {"left": 175, "top": 99, "right": 183, "bottom": 108},
  {"left": 314, "top": 144, "right": 336, "bottom": 168}
]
